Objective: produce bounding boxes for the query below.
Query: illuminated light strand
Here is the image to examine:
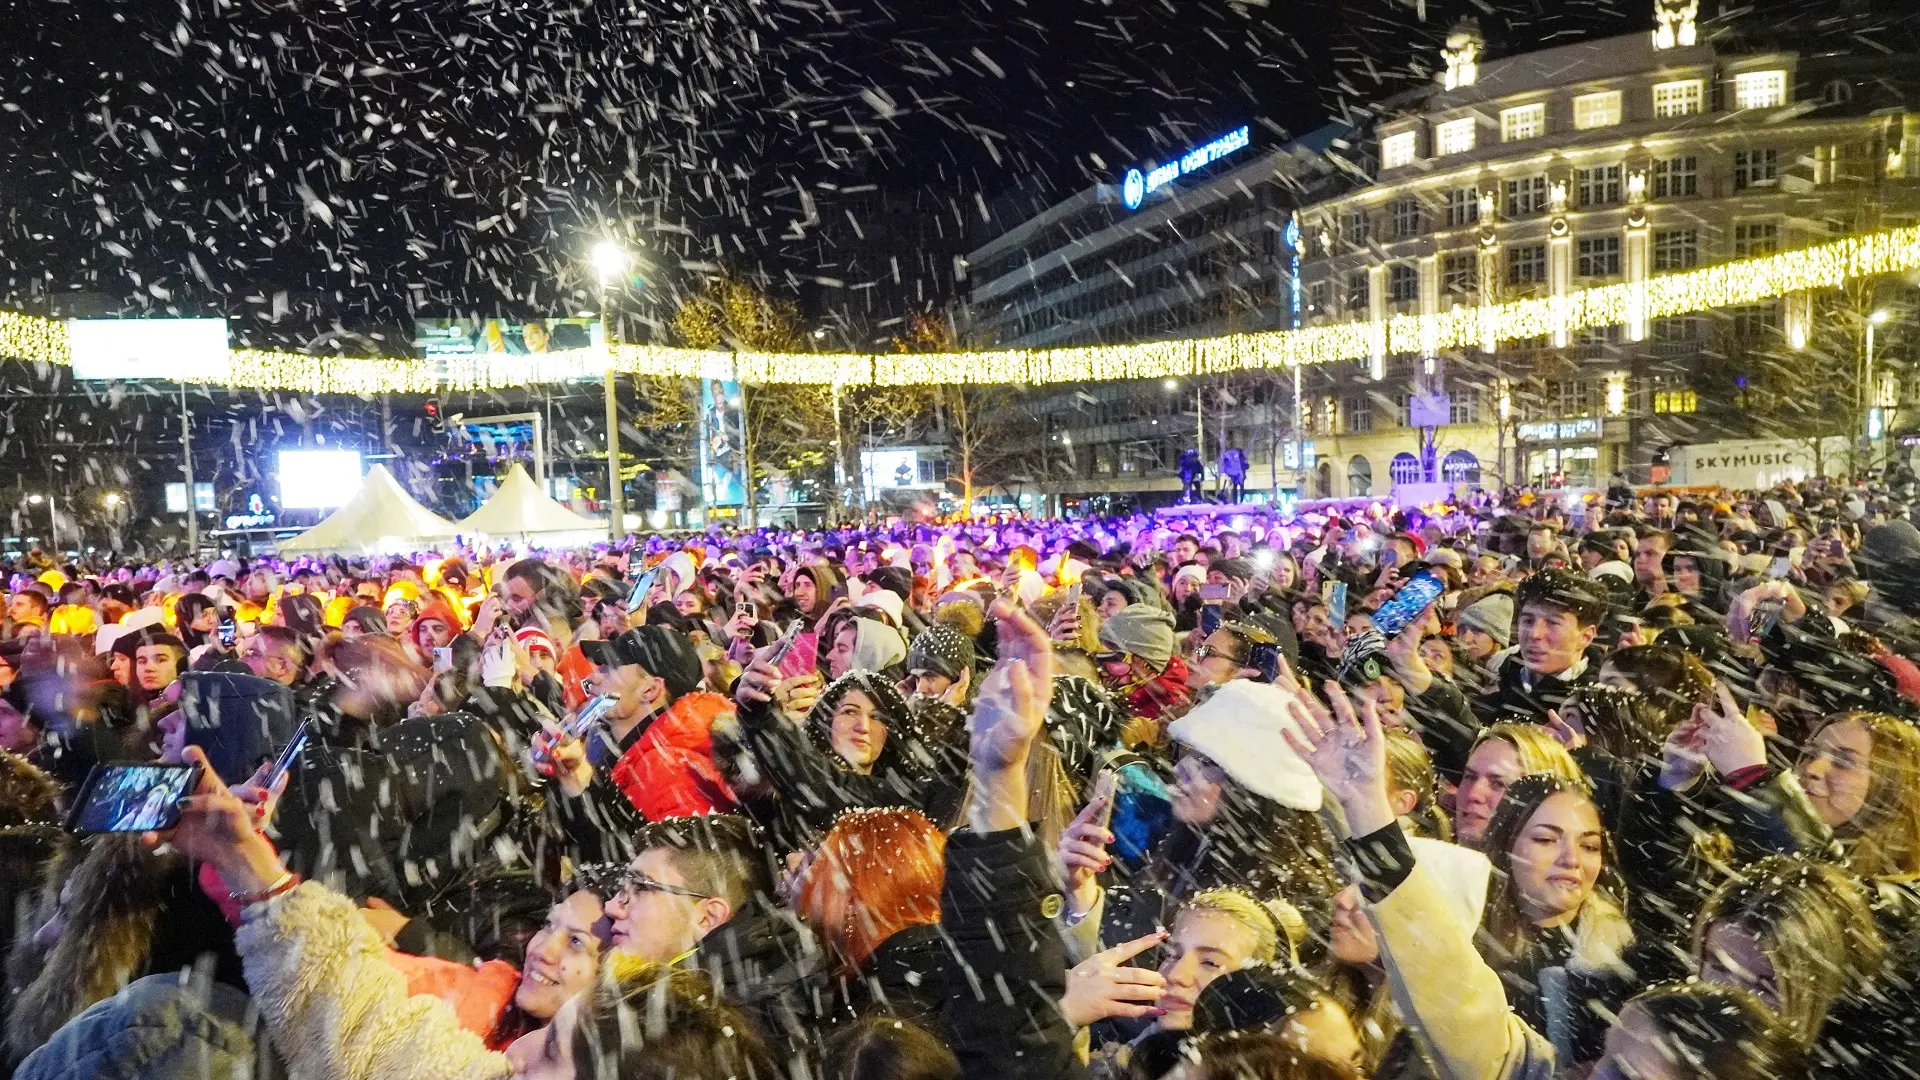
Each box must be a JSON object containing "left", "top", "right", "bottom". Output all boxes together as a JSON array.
[{"left": 3, "top": 224, "right": 1918, "bottom": 392}]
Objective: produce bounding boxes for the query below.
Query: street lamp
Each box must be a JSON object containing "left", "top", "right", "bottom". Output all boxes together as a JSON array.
[
  {"left": 1866, "top": 309, "right": 1892, "bottom": 461},
  {"left": 26, "top": 493, "right": 56, "bottom": 552},
  {"left": 593, "top": 240, "right": 630, "bottom": 543}
]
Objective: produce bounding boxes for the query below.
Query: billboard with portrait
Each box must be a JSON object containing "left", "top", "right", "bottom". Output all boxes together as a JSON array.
[
  {"left": 413, "top": 318, "right": 599, "bottom": 357},
  {"left": 700, "top": 379, "right": 746, "bottom": 508}
]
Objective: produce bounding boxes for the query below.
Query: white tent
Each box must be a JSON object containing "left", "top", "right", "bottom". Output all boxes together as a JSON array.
[
  {"left": 278, "top": 464, "right": 462, "bottom": 556},
  {"left": 459, "top": 463, "right": 605, "bottom": 542}
]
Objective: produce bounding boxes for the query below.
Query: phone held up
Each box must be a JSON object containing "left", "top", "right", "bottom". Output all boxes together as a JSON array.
[{"left": 66, "top": 762, "right": 203, "bottom": 834}]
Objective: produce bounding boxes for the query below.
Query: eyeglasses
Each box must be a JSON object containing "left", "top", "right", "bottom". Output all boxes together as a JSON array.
[
  {"left": 1193, "top": 643, "right": 1248, "bottom": 666},
  {"left": 617, "top": 870, "right": 714, "bottom": 901}
]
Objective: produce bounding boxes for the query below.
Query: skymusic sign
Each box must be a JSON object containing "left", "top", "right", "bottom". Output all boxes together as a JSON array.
[{"left": 1120, "top": 126, "right": 1251, "bottom": 211}]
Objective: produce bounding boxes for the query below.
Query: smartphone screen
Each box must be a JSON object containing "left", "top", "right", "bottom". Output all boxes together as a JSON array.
[
  {"left": 767, "top": 619, "right": 805, "bottom": 665},
  {"left": 1768, "top": 556, "right": 1792, "bottom": 579},
  {"left": 432, "top": 646, "right": 454, "bottom": 672},
  {"left": 67, "top": 763, "right": 201, "bottom": 834},
  {"left": 1199, "top": 583, "right": 1230, "bottom": 602},
  {"left": 218, "top": 616, "right": 237, "bottom": 648},
  {"left": 1327, "top": 581, "right": 1348, "bottom": 628},
  {"left": 1370, "top": 570, "right": 1445, "bottom": 638},
  {"left": 625, "top": 569, "right": 660, "bottom": 613},
  {"left": 263, "top": 721, "right": 312, "bottom": 793}
]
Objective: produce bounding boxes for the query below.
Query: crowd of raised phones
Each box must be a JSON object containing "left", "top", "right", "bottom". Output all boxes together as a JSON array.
[{"left": 5, "top": 477, "right": 1920, "bottom": 1080}]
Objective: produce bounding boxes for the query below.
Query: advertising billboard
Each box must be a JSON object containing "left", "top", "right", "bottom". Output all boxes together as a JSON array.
[
  {"left": 276, "top": 450, "right": 363, "bottom": 509},
  {"left": 69, "top": 318, "right": 231, "bottom": 381},
  {"left": 700, "top": 379, "right": 746, "bottom": 507},
  {"left": 164, "top": 483, "right": 217, "bottom": 513},
  {"left": 414, "top": 318, "right": 599, "bottom": 356}
]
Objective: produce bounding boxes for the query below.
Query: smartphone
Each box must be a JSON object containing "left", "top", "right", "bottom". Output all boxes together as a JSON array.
[
  {"left": 218, "top": 615, "right": 237, "bottom": 648},
  {"left": 1327, "top": 581, "right": 1349, "bottom": 628},
  {"left": 1750, "top": 597, "right": 1787, "bottom": 642},
  {"left": 432, "top": 646, "right": 454, "bottom": 672},
  {"left": 66, "top": 763, "right": 202, "bottom": 834},
  {"left": 1369, "top": 569, "right": 1445, "bottom": 638},
  {"left": 1199, "top": 583, "right": 1231, "bottom": 603},
  {"left": 1089, "top": 769, "right": 1118, "bottom": 830},
  {"left": 1063, "top": 582, "right": 1083, "bottom": 609},
  {"left": 624, "top": 568, "right": 660, "bottom": 613},
  {"left": 767, "top": 619, "right": 806, "bottom": 666},
  {"left": 1768, "top": 556, "right": 1792, "bottom": 580},
  {"left": 263, "top": 720, "right": 313, "bottom": 793}
]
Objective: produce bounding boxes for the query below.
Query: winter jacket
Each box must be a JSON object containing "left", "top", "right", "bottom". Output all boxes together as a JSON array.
[
  {"left": 684, "top": 894, "right": 827, "bottom": 1057},
  {"left": 15, "top": 974, "right": 265, "bottom": 1080},
  {"left": 1474, "top": 650, "right": 1599, "bottom": 724},
  {"left": 235, "top": 881, "right": 511, "bottom": 1080},
  {"left": 940, "top": 826, "right": 1085, "bottom": 1080},
  {"left": 607, "top": 690, "right": 741, "bottom": 821}
]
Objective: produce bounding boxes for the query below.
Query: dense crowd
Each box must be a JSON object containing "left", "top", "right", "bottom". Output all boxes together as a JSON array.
[{"left": 5, "top": 476, "right": 1920, "bottom": 1080}]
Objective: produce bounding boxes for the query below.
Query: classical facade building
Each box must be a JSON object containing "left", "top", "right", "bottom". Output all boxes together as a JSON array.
[{"left": 1291, "top": 4, "right": 1920, "bottom": 496}]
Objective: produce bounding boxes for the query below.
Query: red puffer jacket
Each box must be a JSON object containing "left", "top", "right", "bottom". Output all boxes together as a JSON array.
[{"left": 609, "top": 690, "right": 741, "bottom": 820}]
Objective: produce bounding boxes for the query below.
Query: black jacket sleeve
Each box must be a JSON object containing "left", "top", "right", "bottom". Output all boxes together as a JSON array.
[
  {"left": 1406, "top": 677, "right": 1483, "bottom": 783},
  {"left": 940, "top": 826, "right": 1085, "bottom": 1080}
]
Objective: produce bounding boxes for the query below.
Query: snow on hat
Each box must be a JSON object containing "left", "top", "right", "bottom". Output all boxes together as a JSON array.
[
  {"left": 1455, "top": 593, "right": 1514, "bottom": 650},
  {"left": 906, "top": 623, "right": 974, "bottom": 681},
  {"left": 94, "top": 622, "right": 130, "bottom": 656},
  {"left": 1165, "top": 680, "right": 1322, "bottom": 811},
  {"left": 207, "top": 559, "right": 242, "bottom": 581},
  {"left": 121, "top": 606, "right": 167, "bottom": 633}
]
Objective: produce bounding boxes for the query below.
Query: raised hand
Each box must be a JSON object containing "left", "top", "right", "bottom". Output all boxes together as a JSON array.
[
  {"left": 966, "top": 603, "right": 1057, "bottom": 833},
  {"left": 1382, "top": 603, "right": 1436, "bottom": 695},
  {"left": 1693, "top": 681, "right": 1767, "bottom": 777},
  {"left": 1058, "top": 792, "right": 1113, "bottom": 919},
  {"left": 150, "top": 746, "right": 287, "bottom": 897},
  {"left": 1281, "top": 681, "right": 1394, "bottom": 835},
  {"left": 1059, "top": 932, "right": 1169, "bottom": 1028}
]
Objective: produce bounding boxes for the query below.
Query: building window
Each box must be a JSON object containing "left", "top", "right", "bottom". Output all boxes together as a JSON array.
[
  {"left": 1390, "top": 452, "right": 1423, "bottom": 485},
  {"left": 1445, "top": 186, "right": 1480, "bottom": 227},
  {"left": 1501, "top": 103, "right": 1546, "bottom": 142},
  {"left": 1573, "top": 91, "right": 1623, "bottom": 130},
  {"left": 1343, "top": 209, "right": 1371, "bottom": 244},
  {"left": 1345, "top": 270, "right": 1371, "bottom": 312},
  {"left": 1392, "top": 392, "right": 1412, "bottom": 427},
  {"left": 1507, "top": 243, "right": 1547, "bottom": 285},
  {"left": 1733, "top": 222, "right": 1778, "bottom": 258},
  {"left": 1577, "top": 236, "right": 1622, "bottom": 278},
  {"left": 1653, "top": 79, "right": 1705, "bottom": 118},
  {"left": 1388, "top": 197, "right": 1424, "bottom": 238},
  {"left": 1733, "top": 148, "right": 1779, "bottom": 190},
  {"left": 1344, "top": 397, "right": 1374, "bottom": 434},
  {"left": 1652, "top": 376, "right": 1698, "bottom": 413},
  {"left": 1651, "top": 155, "right": 1698, "bottom": 198},
  {"left": 1546, "top": 378, "right": 1594, "bottom": 416},
  {"left": 1577, "top": 322, "right": 1624, "bottom": 345},
  {"left": 1435, "top": 117, "right": 1476, "bottom": 156},
  {"left": 1387, "top": 263, "right": 1419, "bottom": 303},
  {"left": 1307, "top": 280, "right": 1331, "bottom": 315},
  {"left": 1733, "top": 70, "right": 1788, "bottom": 110},
  {"left": 1653, "top": 315, "right": 1701, "bottom": 341},
  {"left": 1732, "top": 303, "right": 1781, "bottom": 338},
  {"left": 1505, "top": 175, "right": 1549, "bottom": 216},
  {"left": 1348, "top": 455, "right": 1373, "bottom": 495},
  {"left": 1576, "top": 164, "right": 1623, "bottom": 207},
  {"left": 1653, "top": 229, "right": 1699, "bottom": 271},
  {"left": 1449, "top": 386, "right": 1480, "bottom": 425},
  {"left": 1442, "top": 252, "right": 1477, "bottom": 297},
  {"left": 1381, "top": 131, "right": 1417, "bottom": 169}
]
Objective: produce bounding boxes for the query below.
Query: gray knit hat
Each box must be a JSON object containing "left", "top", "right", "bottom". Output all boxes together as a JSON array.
[
  {"left": 907, "top": 623, "right": 975, "bottom": 681},
  {"left": 1098, "top": 604, "right": 1177, "bottom": 670},
  {"left": 1455, "top": 593, "right": 1514, "bottom": 650}
]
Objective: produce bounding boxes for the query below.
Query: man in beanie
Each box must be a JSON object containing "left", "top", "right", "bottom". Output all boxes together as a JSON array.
[
  {"left": 571, "top": 625, "right": 739, "bottom": 821},
  {"left": 1453, "top": 592, "right": 1513, "bottom": 669},
  {"left": 1096, "top": 603, "right": 1193, "bottom": 723},
  {"left": 905, "top": 622, "right": 974, "bottom": 705}
]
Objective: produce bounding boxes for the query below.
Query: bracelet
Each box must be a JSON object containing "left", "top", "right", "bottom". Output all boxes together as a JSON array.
[{"left": 230, "top": 870, "right": 301, "bottom": 906}]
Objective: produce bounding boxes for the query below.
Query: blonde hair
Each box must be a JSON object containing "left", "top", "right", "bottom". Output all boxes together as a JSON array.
[
  {"left": 1471, "top": 722, "right": 1584, "bottom": 786},
  {"left": 1384, "top": 729, "right": 1449, "bottom": 841},
  {"left": 1180, "top": 889, "right": 1282, "bottom": 967},
  {"left": 1809, "top": 712, "right": 1920, "bottom": 879}
]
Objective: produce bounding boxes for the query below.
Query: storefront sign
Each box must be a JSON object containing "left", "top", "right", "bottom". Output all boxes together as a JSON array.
[
  {"left": 1516, "top": 417, "right": 1600, "bottom": 442},
  {"left": 1121, "top": 126, "right": 1251, "bottom": 211}
]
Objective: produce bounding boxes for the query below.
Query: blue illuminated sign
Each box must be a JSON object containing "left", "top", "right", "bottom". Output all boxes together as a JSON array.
[{"left": 1120, "top": 126, "right": 1252, "bottom": 212}]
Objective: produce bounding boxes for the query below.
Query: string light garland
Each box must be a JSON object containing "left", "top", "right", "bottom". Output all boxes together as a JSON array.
[{"left": 7, "top": 224, "right": 1919, "bottom": 392}]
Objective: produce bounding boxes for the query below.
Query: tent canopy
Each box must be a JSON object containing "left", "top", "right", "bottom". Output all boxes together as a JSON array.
[
  {"left": 278, "top": 464, "right": 461, "bottom": 556},
  {"left": 459, "top": 463, "right": 605, "bottom": 539}
]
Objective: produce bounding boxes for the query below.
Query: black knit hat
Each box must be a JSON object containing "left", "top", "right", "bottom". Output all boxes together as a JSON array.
[{"left": 906, "top": 623, "right": 974, "bottom": 681}]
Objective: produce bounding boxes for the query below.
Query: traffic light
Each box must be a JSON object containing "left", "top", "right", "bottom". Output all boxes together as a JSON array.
[{"left": 425, "top": 399, "right": 445, "bottom": 434}]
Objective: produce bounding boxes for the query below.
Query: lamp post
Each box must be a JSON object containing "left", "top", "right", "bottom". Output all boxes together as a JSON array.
[
  {"left": 1866, "top": 309, "right": 1891, "bottom": 469},
  {"left": 593, "top": 240, "right": 629, "bottom": 544},
  {"left": 27, "top": 493, "right": 56, "bottom": 553}
]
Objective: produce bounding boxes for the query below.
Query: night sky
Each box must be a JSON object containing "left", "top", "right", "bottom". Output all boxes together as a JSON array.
[{"left": 0, "top": 0, "right": 1841, "bottom": 350}]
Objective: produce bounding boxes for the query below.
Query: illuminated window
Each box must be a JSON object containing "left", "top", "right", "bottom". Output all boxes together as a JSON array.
[
  {"left": 1733, "top": 221, "right": 1777, "bottom": 257},
  {"left": 1577, "top": 236, "right": 1621, "bottom": 277},
  {"left": 1651, "top": 155, "right": 1698, "bottom": 198},
  {"left": 1576, "top": 164, "right": 1623, "bottom": 207},
  {"left": 1733, "top": 149, "right": 1779, "bottom": 190},
  {"left": 1733, "top": 70, "right": 1788, "bottom": 110},
  {"left": 1501, "top": 103, "right": 1546, "bottom": 142},
  {"left": 1505, "top": 175, "right": 1550, "bottom": 216},
  {"left": 1381, "top": 131, "right": 1417, "bottom": 169},
  {"left": 1652, "top": 376, "right": 1697, "bottom": 413},
  {"left": 1652, "top": 80, "right": 1704, "bottom": 118},
  {"left": 1573, "top": 91, "right": 1622, "bottom": 130},
  {"left": 1653, "top": 229, "right": 1699, "bottom": 271},
  {"left": 1445, "top": 186, "right": 1480, "bottom": 227},
  {"left": 1435, "top": 117, "right": 1477, "bottom": 156}
]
